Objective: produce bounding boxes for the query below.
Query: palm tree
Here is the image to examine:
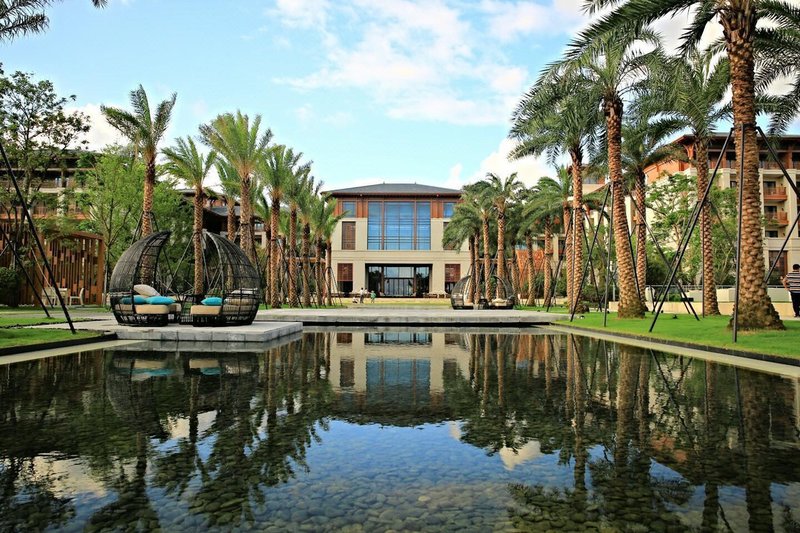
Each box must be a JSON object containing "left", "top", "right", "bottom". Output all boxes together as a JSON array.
[
  {"left": 200, "top": 111, "right": 272, "bottom": 265},
  {"left": 311, "top": 196, "right": 343, "bottom": 306},
  {"left": 284, "top": 160, "right": 312, "bottom": 307},
  {"left": 443, "top": 198, "right": 483, "bottom": 305},
  {"left": 215, "top": 159, "right": 241, "bottom": 242},
  {"left": 580, "top": 0, "right": 788, "bottom": 328},
  {"left": 528, "top": 170, "right": 571, "bottom": 308},
  {"left": 474, "top": 173, "right": 523, "bottom": 299},
  {"left": 510, "top": 74, "right": 600, "bottom": 313},
  {"left": 161, "top": 137, "right": 216, "bottom": 296},
  {"left": 260, "top": 145, "right": 303, "bottom": 308},
  {"left": 298, "top": 178, "right": 322, "bottom": 307},
  {"left": 463, "top": 183, "right": 495, "bottom": 301},
  {"left": 554, "top": 28, "right": 661, "bottom": 318},
  {"left": 618, "top": 112, "right": 683, "bottom": 305},
  {"left": 650, "top": 49, "right": 731, "bottom": 315},
  {"left": 0, "top": 0, "right": 106, "bottom": 43},
  {"left": 757, "top": 4, "right": 800, "bottom": 133},
  {"left": 101, "top": 85, "right": 176, "bottom": 237}
]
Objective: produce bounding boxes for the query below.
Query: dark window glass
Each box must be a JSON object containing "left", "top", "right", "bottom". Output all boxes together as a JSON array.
[{"left": 342, "top": 201, "right": 356, "bottom": 218}]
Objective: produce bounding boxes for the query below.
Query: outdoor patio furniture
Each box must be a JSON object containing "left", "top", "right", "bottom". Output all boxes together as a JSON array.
[
  {"left": 188, "top": 231, "right": 262, "bottom": 327},
  {"left": 450, "top": 274, "right": 516, "bottom": 310},
  {"left": 108, "top": 231, "right": 175, "bottom": 326},
  {"left": 68, "top": 287, "right": 85, "bottom": 307}
]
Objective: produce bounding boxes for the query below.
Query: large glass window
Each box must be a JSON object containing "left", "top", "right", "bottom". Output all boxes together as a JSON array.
[
  {"left": 366, "top": 264, "right": 431, "bottom": 297},
  {"left": 443, "top": 202, "right": 455, "bottom": 218},
  {"left": 367, "top": 200, "right": 430, "bottom": 250}
]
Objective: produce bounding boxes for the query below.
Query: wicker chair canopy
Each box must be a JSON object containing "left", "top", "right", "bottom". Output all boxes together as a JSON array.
[
  {"left": 450, "top": 274, "right": 516, "bottom": 310},
  {"left": 193, "top": 231, "right": 262, "bottom": 326},
  {"left": 109, "top": 231, "right": 173, "bottom": 326}
]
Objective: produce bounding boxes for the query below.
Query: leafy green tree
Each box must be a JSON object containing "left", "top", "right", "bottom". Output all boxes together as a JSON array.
[
  {"left": 162, "top": 137, "right": 216, "bottom": 296},
  {"left": 215, "top": 159, "right": 240, "bottom": 241},
  {"left": 443, "top": 198, "right": 482, "bottom": 304},
  {"left": 101, "top": 85, "right": 176, "bottom": 237}
]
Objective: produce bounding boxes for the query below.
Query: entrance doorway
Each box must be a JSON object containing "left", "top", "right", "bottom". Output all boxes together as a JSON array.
[{"left": 367, "top": 265, "right": 431, "bottom": 297}]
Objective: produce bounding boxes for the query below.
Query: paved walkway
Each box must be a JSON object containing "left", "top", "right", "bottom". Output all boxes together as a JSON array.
[{"left": 255, "top": 307, "right": 561, "bottom": 326}]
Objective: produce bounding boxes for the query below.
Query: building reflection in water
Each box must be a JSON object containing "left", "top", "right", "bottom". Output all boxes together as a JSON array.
[{"left": 0, "top": 331, "right": 799, "bottom": 532}]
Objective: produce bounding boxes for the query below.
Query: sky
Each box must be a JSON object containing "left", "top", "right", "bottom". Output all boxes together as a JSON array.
[{"left": 1, "top": 0, "right": 796, "bottom": 192}]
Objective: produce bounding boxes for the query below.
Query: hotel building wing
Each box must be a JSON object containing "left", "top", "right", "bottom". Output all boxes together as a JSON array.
[{"left": 325, "top": 183, "right": 470, "bottom": 297}]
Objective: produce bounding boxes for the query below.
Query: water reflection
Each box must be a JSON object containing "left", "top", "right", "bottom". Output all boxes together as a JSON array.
[{"left": 0, "top": 331, "right": 798, "bottom": 531}]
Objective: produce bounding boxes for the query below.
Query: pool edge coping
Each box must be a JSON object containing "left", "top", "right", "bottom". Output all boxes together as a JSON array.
[{"left": 0, "top": 332, "right": 119, "bottom": 357}]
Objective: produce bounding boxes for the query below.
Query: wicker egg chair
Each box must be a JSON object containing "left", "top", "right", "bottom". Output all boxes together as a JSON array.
[
  {"left": 450, "top": 273, "right": 516, "bottom": 310},
  {"left": 109, "top": 231, "right": 175, "bottom": 326},
  {"left": 188, "top": 231, "right": 262, "bottom": 327}
]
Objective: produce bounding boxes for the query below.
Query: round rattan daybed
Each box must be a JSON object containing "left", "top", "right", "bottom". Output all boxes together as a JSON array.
[
  {"left": 450, "top": 274, "right": 516, "bottom": 310},
  {"left": 109, "top": 231, "right": 177, "bottom": 326},
  {"left": 187, "top": 231, "right": 262, "bottom": 327}
]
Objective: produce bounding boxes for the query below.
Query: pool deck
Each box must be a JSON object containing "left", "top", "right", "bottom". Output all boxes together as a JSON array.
[
  {"left": 254, "top": 307, "right": 561, "bottom": 326},
  {"left": 33, "top": 319, "right": 303, "bottom": 343}
]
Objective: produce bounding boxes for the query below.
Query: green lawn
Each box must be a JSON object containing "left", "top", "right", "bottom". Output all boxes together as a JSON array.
[
  {"left": 0, "top": 328, "right": 100, "bottom": 349},
  {"left": 0, "top": 316, "right": 70, "bottom": 328},
  {"left": 517, "top": 305, "right": 570, "bottom": 313},
  {"left": 556, "top": 312, "right": 800, "bottom": 358}
]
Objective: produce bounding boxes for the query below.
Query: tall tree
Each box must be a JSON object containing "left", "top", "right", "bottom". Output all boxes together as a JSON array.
[
  {"left": 617, "top": 112, "right": 683, "bottom": 305},
  {"left": 580, "top": 0, "right": 788, "bottom": 327},
  {"left": 0, "top": 0, "right": 106, "bottom": 43},
  {"left": 297, "top": 177, "right": 321, "bottom": 307},
  {"left": 215, "top": 159, "right": 240, "bottom": 242},
  {"left": 101, "top": 85, "right": 176, "bottom": 237},
  {"left": 284, "top": 159, "right": 312, "bottom": 307},
  {"left": 200, "top": 111, "right": 271, "bottom": 265},
  {"left": 463, "top": 183, "right": 495, "bottom": 301},
  {"left": 650, "top": 49, "right": 731, "bottom": 315},
  {"left": 443, "top": 199, "right": 482, "bottom": 304},
  {"left": 311, "top": 196, "right": 343, "bottom": 306},
  {"left": 510, "top": 74, "right": 600, "bottom": 313},
  {"left": 162, "top": 137, "right": 216, "bottom": 296},
  {"left": 474, "top": 173, "right": 523, "bottom": 299},
  {"left": 260, "top": 145, "right": 302, "bottom": 308},
  {"left": 556, "top": 28, "right": 661, "bottom": 318}
]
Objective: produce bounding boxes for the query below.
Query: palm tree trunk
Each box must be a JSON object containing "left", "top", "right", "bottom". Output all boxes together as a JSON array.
[
  {"left": 302, "top": 223, "right": 311, "bottom": 307},
  {"left": 526, "top": 234, "right": 535, "bottom": 306},
  {"left": 264, "top": 225, "right": 271, "bottom": 306},
  {"left": 472, "top": 233, "right": 480, "bottom": 305},
  {"left": 482, "top": 216, "right": 491, "bottom": 301},
  {"left": 606, "top": 95, "right": 645, "bottom": 318},
  {"left": 696, "top": 140, "right": 720, "bottom": 315},
  {"left": 270, "top": 196, "right": 281, "bottom": 308},
  {"left": 722, "top": 9, "right": 783, "bottom": 329},
  {"left": 193, "top": 186, "right": 204, "bottom": 296},
  {"left": 544, "top": 222, "right": 553, "bottom": 308},
  {"left": 288, "top": 206, "right": 298, "bottom": 307},
  {"left": 316, "top": 238, "right": 324, "bottom": 305},
  {"left": 325, "top": 241, "right": 333, "bottom": 306},
  {"left": 239, "top": 177, "right": 254, "bottom": 264},
  {"left": 496, "top": 207, "right": 506, "bottom": 299},
  {"left": 511, "top": 251, "right": 520, "bottom": 303},
  {"left": 635, "top": 171, "right": 647, "bottom": 307},
  {"left": 563, "top": 204, "right": 572, "bottom": 308},
  {"left": 142, "top": 157, "right": 156, "bottom": 236},
  {"left": 468, "top": 234, "right": 475, "bottom": 303},
  {"left": 571, "top": 153, "right": 587, "bottom": 313},
  {"left": 226, "top": 195, "right": 237, "bottom": 241}
]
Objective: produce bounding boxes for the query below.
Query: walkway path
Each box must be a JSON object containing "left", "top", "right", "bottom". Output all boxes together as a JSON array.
[{"left": 256, "top": 307, "right": 560, "bottom": 326}]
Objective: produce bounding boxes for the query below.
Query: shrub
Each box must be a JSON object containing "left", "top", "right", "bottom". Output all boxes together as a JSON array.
[{"left": 0, "top": 267, "right": 21, "bottom": 307}]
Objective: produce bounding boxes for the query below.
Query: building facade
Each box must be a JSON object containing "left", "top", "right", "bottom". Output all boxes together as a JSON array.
[
  {"left": 326, "top": 183, "right": 470, "bottom": 297},
  {"left": 644, "top": 133, "right": 800, "bottom": 279}
]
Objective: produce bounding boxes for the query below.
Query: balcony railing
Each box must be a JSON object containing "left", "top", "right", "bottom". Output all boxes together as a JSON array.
[
  {"left": 763, "top": 186, "right": 788, "bottom": 201},
  {"left": 765, "top": 211, "right": 789, "bottom": 226}
]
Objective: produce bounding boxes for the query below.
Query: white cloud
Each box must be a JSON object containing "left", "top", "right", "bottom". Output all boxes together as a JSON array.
[
  {"left": 272, "top": 0, "right": 330, "bottom": 28},
  {"left": 480, "top": 0, "right": 586, "bottom": 42},
  {"left": 68, "top": 103, "right": 123, "bottom": 150},
  {"left": 295, "top": 104, "right": 314, "bottom": 123},
  {"left": 272, "top": 0, "right": 548, "bottom": 126},
  {"left": 455, "top": 138, "right": 555, "bottom": 189}
]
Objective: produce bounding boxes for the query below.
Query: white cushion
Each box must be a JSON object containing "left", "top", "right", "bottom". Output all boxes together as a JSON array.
[
  {"left": 191, "top": 305, "right": 222, "bottom": 316},
  {"left": 134, "top": 304, "right": 169, "bottom": 315},
  {"left": 134, "top": 284, "right": 159, "bottom": 297}
]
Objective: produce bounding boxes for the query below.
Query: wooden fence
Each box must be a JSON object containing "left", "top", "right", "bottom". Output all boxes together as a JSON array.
[{"left": 0, "top": 221, "right": 105, "bottom": 306}]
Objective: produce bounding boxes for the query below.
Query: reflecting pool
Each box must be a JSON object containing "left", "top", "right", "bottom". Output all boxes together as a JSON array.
[{"left": 1, "top": 330, "right": 799, "bottom": 531}]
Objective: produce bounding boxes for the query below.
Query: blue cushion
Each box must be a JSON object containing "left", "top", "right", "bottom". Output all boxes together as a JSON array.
[
  {"left": 146, "top": 295, "right": 176, "bottom": 305},
  {"left": 201, "top": 297, "right": 223, "bottom": 306},
  {"left": 121, "top": 295, "right": 147, "bottom": 304}
]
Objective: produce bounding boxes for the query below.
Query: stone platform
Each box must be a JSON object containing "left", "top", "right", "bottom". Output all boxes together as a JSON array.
[
  {"left": 35, "top": 319, "right": 302, "bottom": 343},
  {"left": 256, "top": 307, "right": 560, "bottom": 326}
]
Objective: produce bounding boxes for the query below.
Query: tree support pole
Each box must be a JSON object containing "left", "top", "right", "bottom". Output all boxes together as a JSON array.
[
  {"left": 571, "top": 185, "right": 610, "bottom": 322},
  {"left": 546, "top": 212, "right": 573, "bottom": 313},
  {"left": 0, "top": 140, "right": 73, "bottom": 332},
  {"left": 0, "top": 223, "right": 52, "bottom": 316},
  {"left": 603, "top": 183, "right": 615, "bottom": 328},
  {"left": 650, "top": 128, "right": 733, "bottom": 333}
]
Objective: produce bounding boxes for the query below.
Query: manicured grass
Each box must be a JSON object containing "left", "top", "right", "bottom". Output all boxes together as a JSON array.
[
  {"left": 556, "top": 312, "right": 800, "bottom": 358},
  {"left": 0, "top": 316, "right": 70, "bottom": 328},
  {"left": 517, "top": 305, "right": 570, "bottom": 313},
  {"left": 0, "top": 328, "right": 100, "bottom": 349}
]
